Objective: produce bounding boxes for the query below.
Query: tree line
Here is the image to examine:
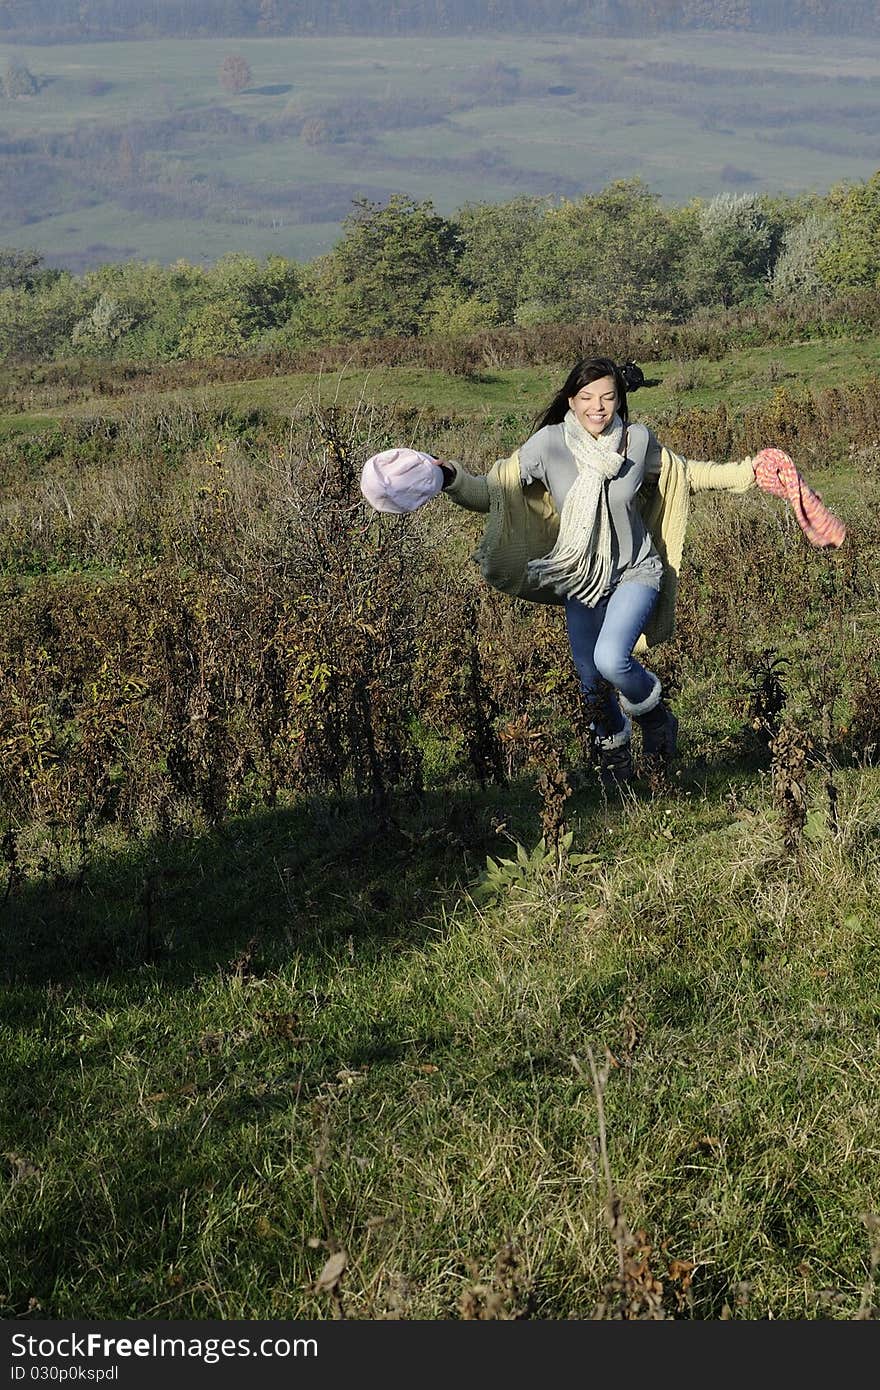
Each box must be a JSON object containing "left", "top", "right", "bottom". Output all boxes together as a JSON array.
[
  {"left": 1, "top": 0, "right": 878, "bottom": 42},
  {"left": 1, "top": 173, "right": 878, "bottom": 364}
]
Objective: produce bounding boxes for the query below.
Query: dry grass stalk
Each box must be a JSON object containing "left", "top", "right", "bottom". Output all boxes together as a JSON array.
[{"left": 576, "top": 1047, "right": 667, "bottom": 1320}]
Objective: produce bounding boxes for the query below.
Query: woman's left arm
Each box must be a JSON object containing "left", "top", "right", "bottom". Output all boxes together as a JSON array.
[
  {"left": 684, "top": 454, "right": 756, "bottom": 494},
  {"left": 646, "top": 429, "right": 756, "bottom": 494}
]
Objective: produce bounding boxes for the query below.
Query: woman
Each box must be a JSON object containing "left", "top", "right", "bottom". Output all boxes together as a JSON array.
[{"left": 432, "top": 356, "right": 759, "bottom": 785}]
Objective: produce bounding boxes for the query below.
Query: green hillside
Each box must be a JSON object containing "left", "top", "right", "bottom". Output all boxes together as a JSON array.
[{"left": 1, "top": 31, "right": 879, "bottom": 269}]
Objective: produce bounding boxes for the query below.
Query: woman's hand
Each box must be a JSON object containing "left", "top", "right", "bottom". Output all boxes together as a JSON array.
[{"left": 433, "top": 459, "right": 457, "bottom": 488}]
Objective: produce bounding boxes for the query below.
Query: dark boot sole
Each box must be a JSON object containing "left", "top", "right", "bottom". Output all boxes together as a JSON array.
[
  {"left": 598, "top": 747, "right": 633, "bottom": 788},
  {"left": 641, "top": 713, "right": 678, "bottom": 763}
]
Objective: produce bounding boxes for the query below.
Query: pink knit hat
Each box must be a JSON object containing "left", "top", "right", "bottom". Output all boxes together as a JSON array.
[{"left": 359, "top": 447, "right": 444, "bottom": 514}]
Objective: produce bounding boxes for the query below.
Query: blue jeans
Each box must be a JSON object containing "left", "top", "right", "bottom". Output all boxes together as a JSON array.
[{"left": 564, "top": 583, "right": 660, "bottom": 740}]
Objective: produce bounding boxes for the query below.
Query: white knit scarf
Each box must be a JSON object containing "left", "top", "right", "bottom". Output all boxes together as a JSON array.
[{"left": 527, "top": 409, "right": 627, "bottom": 605}]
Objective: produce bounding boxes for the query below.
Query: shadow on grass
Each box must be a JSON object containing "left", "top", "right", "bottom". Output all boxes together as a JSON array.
[
  {"left": 1, "top": 726, "right": 785, "bottom": 996},
  {"left": 1, "top": 779, "right": 551, "bottom": 992},
  {"left": 0, "top": 777, "right": 559, "bottom": 1315},
  {"left": 0, "top": 743, "right": 832, "bottom": 1320}
]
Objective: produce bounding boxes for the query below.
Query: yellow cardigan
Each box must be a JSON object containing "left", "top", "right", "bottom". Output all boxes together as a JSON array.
[{"left": 443, "top": 447, "right": 756, "bottom": 651}]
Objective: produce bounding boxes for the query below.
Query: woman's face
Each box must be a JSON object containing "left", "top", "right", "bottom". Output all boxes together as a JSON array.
[{"left": 568, "top": 375, "right": 618, "bottom": 437}]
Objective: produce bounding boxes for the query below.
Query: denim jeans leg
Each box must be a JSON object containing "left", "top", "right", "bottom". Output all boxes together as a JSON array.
[
  {"left": 565, "top": 582, "right": 660, "bottom": 737},
  {"left": 564, "top": 594, "right": 625, "bottom": 739},
  {"left": 592, "top": 581, "right": 660, "bottom": 707}
]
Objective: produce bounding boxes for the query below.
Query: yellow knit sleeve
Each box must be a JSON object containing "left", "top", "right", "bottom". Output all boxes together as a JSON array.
[{"left": 683, "top": 455, "right": 757, "bottom": 494}]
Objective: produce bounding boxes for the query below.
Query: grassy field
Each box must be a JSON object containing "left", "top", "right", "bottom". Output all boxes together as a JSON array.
[
  {"left": 4, "top": 769, "right": 879, "bottom": 1319},
  {"left": 3, "top": 331, "right": 879, "bottom": 478},
  {"left": 1, "top": 31, "right": 879, "bottom": 269},
  {"left": 1, "top": 325, "right": 879, "bottom": 1319}
]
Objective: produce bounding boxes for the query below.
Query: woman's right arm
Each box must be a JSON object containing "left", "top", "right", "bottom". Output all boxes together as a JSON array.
[
  {"left": 435, "top": 431, "right": 545, "bottom": 514},
  {"left": 434, "top": 460, "right": 491, "bottom": 513}
]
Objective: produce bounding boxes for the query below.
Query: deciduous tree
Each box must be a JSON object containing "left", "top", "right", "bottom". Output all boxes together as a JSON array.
[
  {"left": 456, "top": 196, "right": 545, "bottom": 325},
  {"left": 680, "top": 192, "right": 784, "bottom": 311},
  {"left": 318, "top": 194, "right": 460, "bottom": 338},
  {"left": 516, "top": 181, "right": 686, "bottom": 324},
  {"left": 218, "top": 53, "right": 252, "bottom": 95},
  {"left": 3, "top": 59, "right": 37, "bottom": 97},
  {"left": 0, "top": 246, "right": 42, "bottom": 290},
  {"left": 771, "top": 210, "right": 835, "bottom": 300},
  {"left": 178, "top": 253, "right": 302, "bottom": 357},
  {"left": 817, "top": 173, "right": 880, "bottom": 291}
]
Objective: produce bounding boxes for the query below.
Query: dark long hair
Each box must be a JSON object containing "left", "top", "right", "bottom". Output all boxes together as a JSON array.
[{"left": 533, "top": 357, "right": 643, "bottom": 431}]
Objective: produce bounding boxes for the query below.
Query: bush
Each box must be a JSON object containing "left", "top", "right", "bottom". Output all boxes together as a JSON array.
[{"left": 3, "top": 61, "right": 38, "bottom": 98}]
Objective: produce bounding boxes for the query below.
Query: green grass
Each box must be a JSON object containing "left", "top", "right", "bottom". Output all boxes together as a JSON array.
[
  {"left": 8, "top": 202, "right": 340, "bottom": 268},
  {"left": 3, "top": 332, "right": 878, "bottom": 445},
  {"left": 3, "top": 763, "right": 879, "bottom": 1319},
  {"left": 1, "top": 31, "right": 879, "bottom": 268},
  {"left": 0, "top": 412, "right": 58, "bottom": 440},
  {"left": 1, "top": 333, "right": 879, "bottom": 1319}
]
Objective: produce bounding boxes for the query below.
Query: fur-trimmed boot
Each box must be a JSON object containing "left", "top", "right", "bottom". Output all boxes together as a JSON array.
[
  {"left": 592, "top": 715, "right": 633, "bottom": 788},
  {"left": 621, "top": 675, "right": 678, "bottom": 769}
]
